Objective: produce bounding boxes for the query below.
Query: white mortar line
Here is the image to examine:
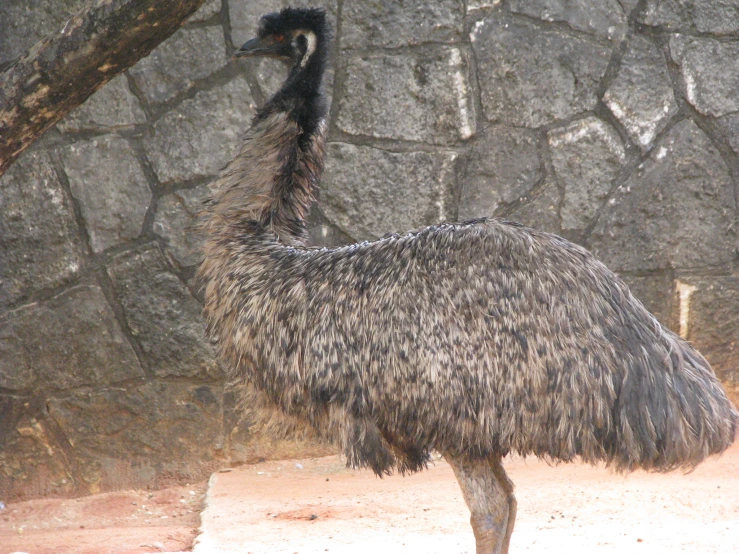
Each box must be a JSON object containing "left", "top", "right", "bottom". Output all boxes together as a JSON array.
[
  {"left": 676, "top": 280, "right": 697, "bottom": 339},
  {"left": 449, "top": 48, "right": 474, "bottom": 140}
]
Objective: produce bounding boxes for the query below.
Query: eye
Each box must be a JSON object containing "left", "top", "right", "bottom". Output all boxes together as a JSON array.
[{"left": 274, "top": 33, "right": 285, "bottom": 42}]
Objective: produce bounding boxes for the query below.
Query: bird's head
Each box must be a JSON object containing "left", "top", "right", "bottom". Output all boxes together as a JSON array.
[{"left": 234, "top": 7, "right": 328, "bottom": 69}]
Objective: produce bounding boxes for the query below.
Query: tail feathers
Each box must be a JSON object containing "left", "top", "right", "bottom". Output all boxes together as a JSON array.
[{"left": 610, "top": 333, "right": 738, "bottom": 472}]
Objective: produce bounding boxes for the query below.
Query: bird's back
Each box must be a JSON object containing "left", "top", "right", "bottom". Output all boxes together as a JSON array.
[
  {"left": 401, "top": 219, "right": 736, "bottom": 471},
  {"left": 215, "top": 218, "right": 738, "bottom": 474}
]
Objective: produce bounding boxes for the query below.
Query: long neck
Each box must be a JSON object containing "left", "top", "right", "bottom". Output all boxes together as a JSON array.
[
  {"left": 204, "top": 48, "right": 328, "bottom": 247},
  {"left": 262, "top": 44, "right": 327, "bottom": 140}
]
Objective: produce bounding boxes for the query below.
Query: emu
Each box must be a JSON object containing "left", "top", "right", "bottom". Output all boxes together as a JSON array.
[{"left": 198, "top": 8, "right": 738, "bottom": 553}]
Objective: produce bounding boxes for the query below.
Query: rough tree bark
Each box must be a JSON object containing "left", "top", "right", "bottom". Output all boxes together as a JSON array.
[{"left": 0, "top": 0, "right": 208, "bottom": 177}]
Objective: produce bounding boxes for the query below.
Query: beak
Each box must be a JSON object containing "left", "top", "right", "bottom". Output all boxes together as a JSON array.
[{"left": 233, "top": 37, "right": 278, "bottom": 58}]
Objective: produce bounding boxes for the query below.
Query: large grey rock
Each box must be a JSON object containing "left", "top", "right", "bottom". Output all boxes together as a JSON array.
[
  {"left": 107, "top": 244, "right": 219, "bottom": 379},
  {"left": 508, "top": 0, "right": 628, "bottom": 40},
  {"left": 0, "top": 285, "right": 143, "bottom": 391},
  {"left": 321, "top": 143, "right": 457, "bottom": 240},
  {"left": 61, "top": 135, "right": 152, "bottom": 253},
  {"left": 549, "top": 117, "right": 626, "bottom": 230},
  {"left": 336, "top": 47, "right": 475, "bottom": 144},
  {"left": 0, "top": 397, "right": 76, "bottom": 500},
  {"left": 507, "top": 177, "right": 561, "bottom": 235},
  {"left": 619, "top": 273, "right": 676, "bottom": 330},
  {"left": 0, "top": 149, "right": 83, "bottom": 308},
  {"left": 229, "top": 0, "right": 338, "bottom": 47},
  {"left": 128, "top": 26, "right": 229, "bottom": 104},
  {"left": 229, "top": 0, "right": 273, "bottom": 46},
  {"left": 458, "top": 125, "right": 542, "bottom": 220},
  {"left": 0, "top": 0, "right": 88, "bottom": 66},
  {"left": 188, "top": 0, "right": 222, "bottom": 23},
  {"left": 0, "top": 324, "right": 34, "bottom": 391},
  {"left": 253, "top": 57, "right": 290, "bottom": 101},
  {"left": 471, "top": 12, "right": 612, "bottom": 127},
  {"left": 47, "top": 381, "right": 224, "bottom": 492},
  {"left": 680, "top": 276, "right": 739, "bottom": 387},
  {"left": 145, "top": 75, "right": 256, "bottom": 184},
  {"left": 717, "top": 113, "right": 739, "bottom": 155},
  {"left": 589, "top": 120, "right": 736, "bottom": 272},
  {"left": 153, "top": 185, "right": 211, "bottom": 267},
  {"left": 57, "top": 74, "right": 146, "bottom": 133},
  {"left": 306, "top": 207, "right": 355, "bottom": 248},
  {"left": 228, "top": 0, "right": 276, "bottom": 46},
  {"left": 670, "top": 35, "right": 739, "bottom": 118},
  {"left": 639, "top": 0, "right": 739, "bottom": 34},
  {"left": 467, "top": 0, "right": 499, "bottom": 11},
  {"left": 618, "top": 0, "right": 641, "bottom": 13},
  {"left": 341, "top": 0, "right": 464, "bottom": 48},
  {"left": 604, "top": 36, "right": 678, "bottom": 151}
]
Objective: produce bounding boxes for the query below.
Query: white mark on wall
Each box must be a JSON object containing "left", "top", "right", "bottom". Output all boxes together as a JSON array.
[
  {"left": 435, "top": 152, "right": 458, "bottom": 221},
  {"left": 449, "top": 49, "right": 474, "bottom": 140},
  {"left": 676, "top": 280, "right": 697, "bottom": 339},
  {"left": 548, "top": 118, "right": 626, "bottom": 161},
  {"left": 470, "top": 20, "right": 486, "bottom": 41},
  {"left": 17, "top": 419, "right": 55, "bottom": 456},
  {"left": 467, "top": 0, "right": 501, "bottom": 13},
  {"left": 48, "top": 185, "right": 64, "bottom": 207},
  {"left": 683, "top": 72, "right": 697, "bottom": 108},
  {"left": 604, "top": 96, "right": 669, "bottom": 148}
]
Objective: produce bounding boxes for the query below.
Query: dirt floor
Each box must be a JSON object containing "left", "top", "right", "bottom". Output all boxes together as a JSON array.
[
  {"left": 197, "top": 443, "right": 739, "bottom": 554},
  {"left": 1, "top": 443, "right": 737, "bottom": 554},
  {"left": 0, "top": 482, "right": 207, "bottom": 554}
]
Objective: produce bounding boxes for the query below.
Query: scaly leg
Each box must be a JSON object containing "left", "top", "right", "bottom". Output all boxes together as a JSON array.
[{"left": 444, "top": 453, "right": 516, "bottom": 554}]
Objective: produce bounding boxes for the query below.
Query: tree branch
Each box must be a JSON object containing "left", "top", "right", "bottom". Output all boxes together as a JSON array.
[{"left": 0, "top": 0, "right": 207, "bottom": 177}]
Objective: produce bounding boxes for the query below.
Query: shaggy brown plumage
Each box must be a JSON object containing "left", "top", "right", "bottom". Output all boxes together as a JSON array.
[
  {"left": 198, "top": 7, "right": 738, "bottom": 553},
  {"left": 203, "top": 207, "right": 737, "bottom": 474}
]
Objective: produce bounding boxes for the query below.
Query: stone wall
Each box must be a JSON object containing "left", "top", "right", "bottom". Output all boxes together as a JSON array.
[{"left": 1, "top": 0, "right": 738, "bottom": 500}]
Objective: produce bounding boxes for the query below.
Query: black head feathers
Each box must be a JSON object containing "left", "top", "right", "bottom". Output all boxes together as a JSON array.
[
  {"left": 234, "top": 7, "right": 330, "bottom": 73},
  {"left": 258, "top": 7, "right": 329, "bottom": 40},
  {"left": 234, "top": 7, "right": 330, "bottom": 139}
]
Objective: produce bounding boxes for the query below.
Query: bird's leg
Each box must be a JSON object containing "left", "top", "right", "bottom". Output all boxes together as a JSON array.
[
  {"left": 493, "top": 457, "right": 517, "bottom": 554},
  {"left": 444, "top": 454, "right": 516, "bottom": 554}
]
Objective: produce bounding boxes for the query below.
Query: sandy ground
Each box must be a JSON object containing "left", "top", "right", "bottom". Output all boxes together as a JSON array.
[
  {"left": 0, "top": 482, "right": 207, "bottom": 554},
  {"left": 196, "top": 443, "right": 739, "bottom": 554},
  {"left": 0, "top": 443, "right": 737, "bottom": 554}
]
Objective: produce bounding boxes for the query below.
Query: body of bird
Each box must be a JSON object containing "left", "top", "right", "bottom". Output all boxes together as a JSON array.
[
  {"left": 198, "top": 8, "right": 738, "bottom": 553},
  {"left": 202, "top": 207, "right": 735, "bottom": 475}
]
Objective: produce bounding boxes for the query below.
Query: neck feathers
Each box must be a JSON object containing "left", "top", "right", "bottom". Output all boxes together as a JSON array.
[
  {"left": 260, "top": 30, "right": 328, "bottom": 139},
  {"left": 204, "top": 112, "right": 328, "bottom": 246},
  {"left": 203, "top": 25, "right": 329, "bottom": 247}
]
